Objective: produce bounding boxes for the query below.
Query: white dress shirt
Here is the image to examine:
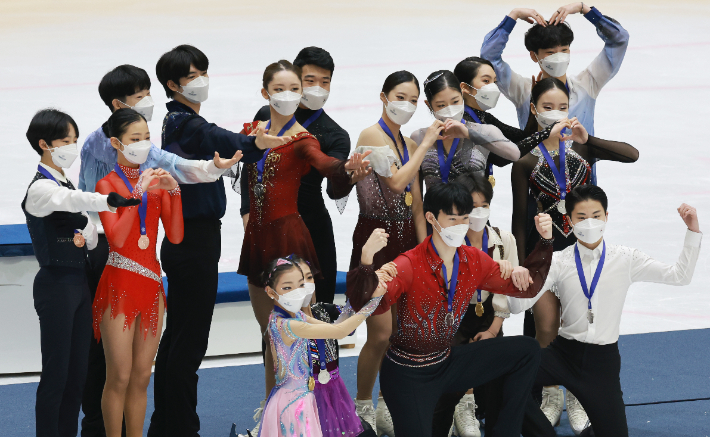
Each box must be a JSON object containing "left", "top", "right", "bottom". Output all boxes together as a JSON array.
[
  {"left": 508, "top": 230, "right": 702, "bottom": 345},
  {"left": 471, "top": 225, "right": 520, "bottom": 318},
  {"left": 25, "top": 163, "right": 116, "bottom": 250}
]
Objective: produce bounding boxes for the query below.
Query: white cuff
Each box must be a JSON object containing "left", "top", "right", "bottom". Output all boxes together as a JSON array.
[
  {"left": 684, "top": 229, "right": 703, "bottom": 248},
  {"left": 207, "top": 160, "right": 228, "bottom": 177}
]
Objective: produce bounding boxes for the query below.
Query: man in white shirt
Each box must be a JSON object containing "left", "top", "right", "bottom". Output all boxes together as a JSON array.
[{"left": 509, "top": 185, "right": 701, "bottom": 437}]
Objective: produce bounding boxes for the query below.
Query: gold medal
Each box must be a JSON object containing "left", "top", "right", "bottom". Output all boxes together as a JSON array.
[
  {"left": 488, "top": 175, "right": 496, "bottom": 188},
  {"left": 138, "top": 235, "right": 150, "bottom": 250},
  {"left": 404, "top": 191, "right": 413, "bottom": 206},
  {"left": 475, "top": 302, "right": 484, "bottom": 317},
  {"left": 308, "top": 376, "right": 315, "bottom": 391},
  {"left": 73, "top": 233, "right": 85, "bottom": 248}
]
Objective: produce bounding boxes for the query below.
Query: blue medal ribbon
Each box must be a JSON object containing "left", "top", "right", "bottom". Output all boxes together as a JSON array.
[
  {"left": 574, "top": 241, "right": 606, "bottom": 317},
  {"left": 301, "top": 109, "right": 323, "bottom": 129},
  {"left": 537, "top": 141, "right": 568, "bottom": 204},
  {"left": 378, "top": 118, "right": 410, "bottom": 194},
  {"left": 257, "top": 117, "right": 297, "bottom": 184},
  {"left": 114, "top": 163, "right": 148, "bottom": 238},
  {"left": 430, "top": 240, "right": 460, "bottom": 315},
  {"left": 437, "top": 137, "right": 460, "bottom": 184},
  {"left": 315, "top": 339, "right": 327, "bottom": 371}
]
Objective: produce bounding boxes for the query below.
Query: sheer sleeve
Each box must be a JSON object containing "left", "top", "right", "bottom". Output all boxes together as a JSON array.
[
  {"left": 510, "top": 156, "right": 535, "bottom": 263},
  {"left": 573, "top": 135, "right": 639, "bottom": 165},
  {"left": 486, "top": 122, "right": 553, "bottom": 168},
  {"left": 346, "top": 254, "right": 412, "bottom": 314},
  {"left": 467, "top": 123, "right": 520, "bottom": 161},
  {"left": 96, "top": 177, "right": 139, "bottom": 249},
  {"left": 160, "top": 186, "right": 184, "bottom": 245},
  {"left": 295, "top": 137, "right": 352, "bottom": 199}
]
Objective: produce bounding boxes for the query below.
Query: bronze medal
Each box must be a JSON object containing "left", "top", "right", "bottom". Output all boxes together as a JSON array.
[
  {"left": 475, "top": 302, "right": 484, "bottom": 317},
  {"left": 73, "top": 233, "right": 85, "bottom": 248},
  {"left": 138, "top": 235, "right": 150, "bottom": 250},
  {"left": 488, "top": 175, "right": 496, "bottom": 188},
  {"left": 404, "top": 191, "right": 413, "bottom": 206}
]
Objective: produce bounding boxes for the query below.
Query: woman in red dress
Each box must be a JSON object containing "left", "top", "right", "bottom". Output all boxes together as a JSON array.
[{"left": 239, "top": 60, "right": 371, "bottom": 402}]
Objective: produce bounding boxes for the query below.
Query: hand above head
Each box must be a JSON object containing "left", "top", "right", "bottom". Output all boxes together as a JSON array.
[
  {"left": 549, "top": 2, "right": 591, "bottom": 24},
  {"left": 107, "top": 192, "right": 141, "bottom": 208},
  {"left": 509, "top": 8, "right": 547, "bottom": 26},
  {"left": 678, "top": 203, "right": 700, "bottom": 233},
  {"left": 511, "top": 266, "right": 534, "bottom": 291},
  {"left": 531, "top": 71, "right": 543, "bottom": 89},
  {"left": 213, "top": 150, "right": 243, "bottom": 169},
  {"left": 146, "top": 168, "right": 178, "bottom": 191},
  {"left": 361, "top": 228, "right": 389, "bottom": 265},
  {"left": 421, "top": 120, "right": 447, "bottom": 148},
  {"left": 560, "top": 117, "right": 589, "bottom": 144},
  {"left": 535, "top": 213, "right": 553, "bottom": 240},
  {"left": 497, "top": 259, "right": 514, "bottom": 280},
  {"left": 253, "top": 125, "right": 288, "bottom": 150},
  {"left": 442, "top": 119, "right": 469, "bottom": 139}
]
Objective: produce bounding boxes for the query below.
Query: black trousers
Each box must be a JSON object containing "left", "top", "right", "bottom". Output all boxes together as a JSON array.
[
  {"left": 301, "top": 207, "right": 337, "bottom": 304},
  {"left": 148, "top": 219, "right": 221, "bottom": 437},
  {"left": 521, "top": 336, "right": 628, "bottom": 437},
  {"left": 380, "top": 336, "right": 541, "bottom": 437},
  {"left": 81, "top": 234, "right": 109, "bottom": 437},
  {"left": 433, "top": 300, "right": 505, "bottom": 436},
  {"left": 33, "top": 266, "right": 92, "bottom": 437}
]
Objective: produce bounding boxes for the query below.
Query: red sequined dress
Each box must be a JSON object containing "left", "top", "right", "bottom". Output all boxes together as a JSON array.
[
  {"left": 238, "top": 122, "right": 352, "bottom": 285},
  {"left": 93, "top": 164, "right": 184, "bottom": 340}
]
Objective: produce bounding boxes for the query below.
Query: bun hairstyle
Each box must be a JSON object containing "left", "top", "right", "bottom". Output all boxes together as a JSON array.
[
  {"left": 107, "top": 108, "right": 146, "bottom": 140},
  {"left": 381, "top": 70, "right": 420, "bottom": 96},
  {"left": 262, "top": 60, "right": 302, "bottom": 89},
  {"left": 261, "top": 257, "right": 304, "bottom": 289},
  {"left": 453, "top": 57, "right": 495, "bottom": 87},
  {"left": 523, "top": 77, "right": 569, "bottom": 136},
  {"left": 422, "top": 70, "right": 462, "bottom": 110}
]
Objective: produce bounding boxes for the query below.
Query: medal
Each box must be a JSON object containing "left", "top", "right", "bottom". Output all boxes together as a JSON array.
[
  {"left": 467, "top": 230, "right": 488, "bottom": 319},
  {"left": 253, "top": 117, "right": 297, "bottom": 198},
  {"left": 574, "top": 242, "right": 606, "bottom": 326},
  {"left": 537, "top": 142, "right": 568, "bottom": 214},
  {"left": 557, "top": 199, "right": 566, "bottom": 214},
  {"left": 488, "top": 175, "right": 496, "bottom": 188},
  {"left": 404, "top": 192, "right": 413, "bottom": 206},
  {"left": 138, "top": 235, "right": 150, "bottom": 250},
  {"left": 475, "top": 302, "right": 484, "bottom": 317},
  {"left": 253, "top": 182, "right": 265, "bottom": 198},
  {"left": 318, "top": 369, "right": 331, "bottom": 385},
  {"left": 73, "top": 231, "right": 85, "bottom": 248},
  {"left": 114, "top": 163, "right": 149, "bottom": 250},
  {"left": 444, "top": 312, "right": 455, "bottom": 327},
  {"left": 587, "top": 309, "right": 594, "bottom": 324},
  {"left": 431, "top": 240, "right": 460, "bottom": 330},
  {"left": 379, "top": 118, "right": 413, "bottom": 205},
  {"left": 308, "top": 376, "right": 315, "bottom": 391}
]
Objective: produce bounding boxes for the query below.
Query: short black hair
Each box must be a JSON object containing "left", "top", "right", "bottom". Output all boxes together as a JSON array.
[
  {"left": 156, "top": 45, "right": 209, "bottom": 99},
  {"left": 382, "top": 70, "right": 420, "bottom": 96},
  {"left": 423, "top": 70, "right": 461, "bottom": 108},
  {"left": 293, "top": 46, "right": 334, "bottom": 76},
  {"left": 107, "top": 108, "right": 147, "bottom": 140},
  {"left": 565, "top": 184, "right": 608, "bottom": 215},
  {"left": 453, "top": 57, "right": 495, "bottom": 87},
  {"left": 453, "top": 172, "right": 494, "bottom": 204},
  {"left": 26, "top": 109, "right": 79, "bottom": 156},
  {"left": 524, "top": 22, "right": 574, "bottom": 53},
  {"left": 98, "top": 65, "right": 151, "bottom": 112},
  {"left": 424, "top": 182, "right": 474, "bottom": 218}
]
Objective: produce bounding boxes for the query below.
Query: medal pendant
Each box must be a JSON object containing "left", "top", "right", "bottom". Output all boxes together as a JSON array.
[
  {"left": 73, "top": 233, "right": 85, "bottom": 248},
  {"left": 444, "top": 312, "right": 455, "bottom": 327},
  {"left": 138, "top": 235, "right": 150, "bottom": 250},
  {"left": 318, "top": 369, "right": 331, "bottom": 385},
  {"left": 557, "top": 199, "right": 566, "bottom": 214},
  {"left": 488, "top": 175, "right": 496, "bottom": 188},
  {"left": 253, "top": 183, "right": 265, "bottom": 198},
  {"left": 404, "top": 191, "right": 413, "bottom": 206},
  {"left": 308, "top": 376, "right": 315, "bottom": 391},
  {"left": 475, "top": 302, "right": 484, "bottom": 317},
  {"left": 587, "top": 309, "right": 594, "bottom": 324}
]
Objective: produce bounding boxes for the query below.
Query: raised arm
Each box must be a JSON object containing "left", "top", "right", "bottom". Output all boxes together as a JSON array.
[
  {"left": 563, "top": 118, "right": 639, "bottom": 164},
  {"left": 25, "top": 179, "right": 116, "bottom": 218},
  {"left": 287, "top": 296, "right": 383, "bottom": 340},
  {"left": 510, "top": 159, "right": 533, "bottom": 263}
]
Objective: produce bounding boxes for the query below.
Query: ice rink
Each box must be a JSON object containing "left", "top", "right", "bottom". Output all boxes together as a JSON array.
[{"left": 1, "top": 0, "right": 709, "bottom": 342}]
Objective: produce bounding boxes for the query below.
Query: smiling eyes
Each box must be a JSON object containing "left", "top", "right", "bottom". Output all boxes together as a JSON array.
[{"left": 436, "top": 97, "right": 462, "bottom": 109}]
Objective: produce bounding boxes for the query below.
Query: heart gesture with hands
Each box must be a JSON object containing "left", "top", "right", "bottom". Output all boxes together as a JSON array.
[{"left": 560, "top": 117, "right": 589, "bottom": 144}]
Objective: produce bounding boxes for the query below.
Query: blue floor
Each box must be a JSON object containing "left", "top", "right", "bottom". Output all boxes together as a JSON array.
[{"left": 1, "top": 329, "right": 708, "bottom": 436}]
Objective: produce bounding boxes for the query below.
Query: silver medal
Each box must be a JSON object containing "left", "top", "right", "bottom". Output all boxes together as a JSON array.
[
  {"left": 587, "top": 309, "right": 594, "bottom": 324},
  {"left": 557, "top": 199, "right": 566, "bottom": 214},
  {"left": 253, "top": 183, "right": 265, "bottom": 198},
  {"left": 318, "top": 369, "right": 331, "bottom": 385},
  {"left": 444, "top": 312, "right": 455, "bottom": 327}
]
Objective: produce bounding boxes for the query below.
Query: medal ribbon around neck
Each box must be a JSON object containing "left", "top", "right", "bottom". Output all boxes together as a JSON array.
[
  {"left": 430, "top": 240, "right": 460, "bottom": 320},
  {"left": 537, "top": 141, "right": 568, "bottom": 209},
  {"left": 301, "top": 109, "right": 323, "bottom": 129},
  {"left": 114, "top": 163, "right": 148, "bottom": 245},
  {"left": 465, "top": 228, "right": 489, "bottom": 308},
  {"left": 37, "top": 165, "right": 85, "bottom": 245},
  {"left": 436, "top": 119, "right": 464, "bottom": 184},
  {"left": 378, "top": 118, "right": 411, "bottom": 195},
  {"left": 464, "top": 108, "right": 496, "bottom": 185},
  {"left": 256, "top": 117, "right": 297, "bottom": 185},
  {"left": 573, "top": 241, "right": 606, "bottom": 323},
  {"left": 315, "top": 339, "right": 331, "bottom": 384}
]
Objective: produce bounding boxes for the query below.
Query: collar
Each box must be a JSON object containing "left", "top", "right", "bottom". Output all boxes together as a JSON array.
[
  {"left": 39, "top": 162, "right": 67, "bottom": 183},
  {"left": 166, "top": 99, "right": 196, "bottom": 115},
  {"left": 273, "top": 305, "right": 292, "bottom": 319},
  {"left": 117, "top": 163, "right": 140, "bottom": 179},
  {"left": 485, "top": 225, "right": 502, "bottom": 248},
  {"left": 423, "top": 235, "right": 469, "bottom": 272},
  {"left": 576, "top": 240, "right": 604, "bottom": 260}
]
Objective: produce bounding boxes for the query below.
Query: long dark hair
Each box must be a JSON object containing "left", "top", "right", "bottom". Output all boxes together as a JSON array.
[
  {"left": 523, "top": 77, "right": 569, "bottom": 136},
  {"left": 107, "top": 108, "right": 146, "bottom": 140},
  {"left": 382, "top": 70, "right": 419, "bottom": 96},
  {"left": 423, "top": 70, "right": 461, "bottom": 111}
]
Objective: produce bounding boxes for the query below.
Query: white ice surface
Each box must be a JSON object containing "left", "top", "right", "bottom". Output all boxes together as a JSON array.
[{"left": 1, "top": 0, "right": 709, "bottom": 340}]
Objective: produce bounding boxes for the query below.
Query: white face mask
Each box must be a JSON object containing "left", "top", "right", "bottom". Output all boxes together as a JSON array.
[
  {"left": 434, "top": 104, "right": 464, "bottom": 122},
  {"left": 269, "top": 90, "right": 302, "bottom": 116},
  {"left": 123, "top": 96, "right": 155, "bottom": 122},
  {"left": 468, "top": 207, "right": 491, "bottom": 232},
  {"left": 573, "top": 218, "right": 606, "bottom": 245},
  {"left": 384, "top": 97, "right": 416, "bottom": 126},
  {"left": 536, "top": 52, "right": 570, "bottom": 78},
  {"left": 302, "top": 282, "right": 316, "bottom": 306},
  {"left": 180, "top": 76, "right": 209, "bottom": 103},
  {"left": 468, "top": 83, "right": 501, "bottom": 111},
  {"left": 48, "top": 143, "right": 79, "bottom": 168},
  {"left": 300, "top": 86, "right": 329, "bottom": 110},
  {"left": 534, "top": 105, "right": 568, "bottom": 130},
  {"left": 275, "top": 287, "right": 310, "bottom": 313},
  {"left": 120, "top": 140, "right": 152, "bottom": 165},
  {"left": 433, "top": 218, "right": 469, "bottom": 248}
]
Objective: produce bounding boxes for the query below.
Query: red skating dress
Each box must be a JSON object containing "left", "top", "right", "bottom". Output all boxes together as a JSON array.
[
  {"left": 238, "top": 121, "right": 352, "bottom": 285},
  {"left": 93, "top": 164, "right": 184, "bottom": 340}
]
